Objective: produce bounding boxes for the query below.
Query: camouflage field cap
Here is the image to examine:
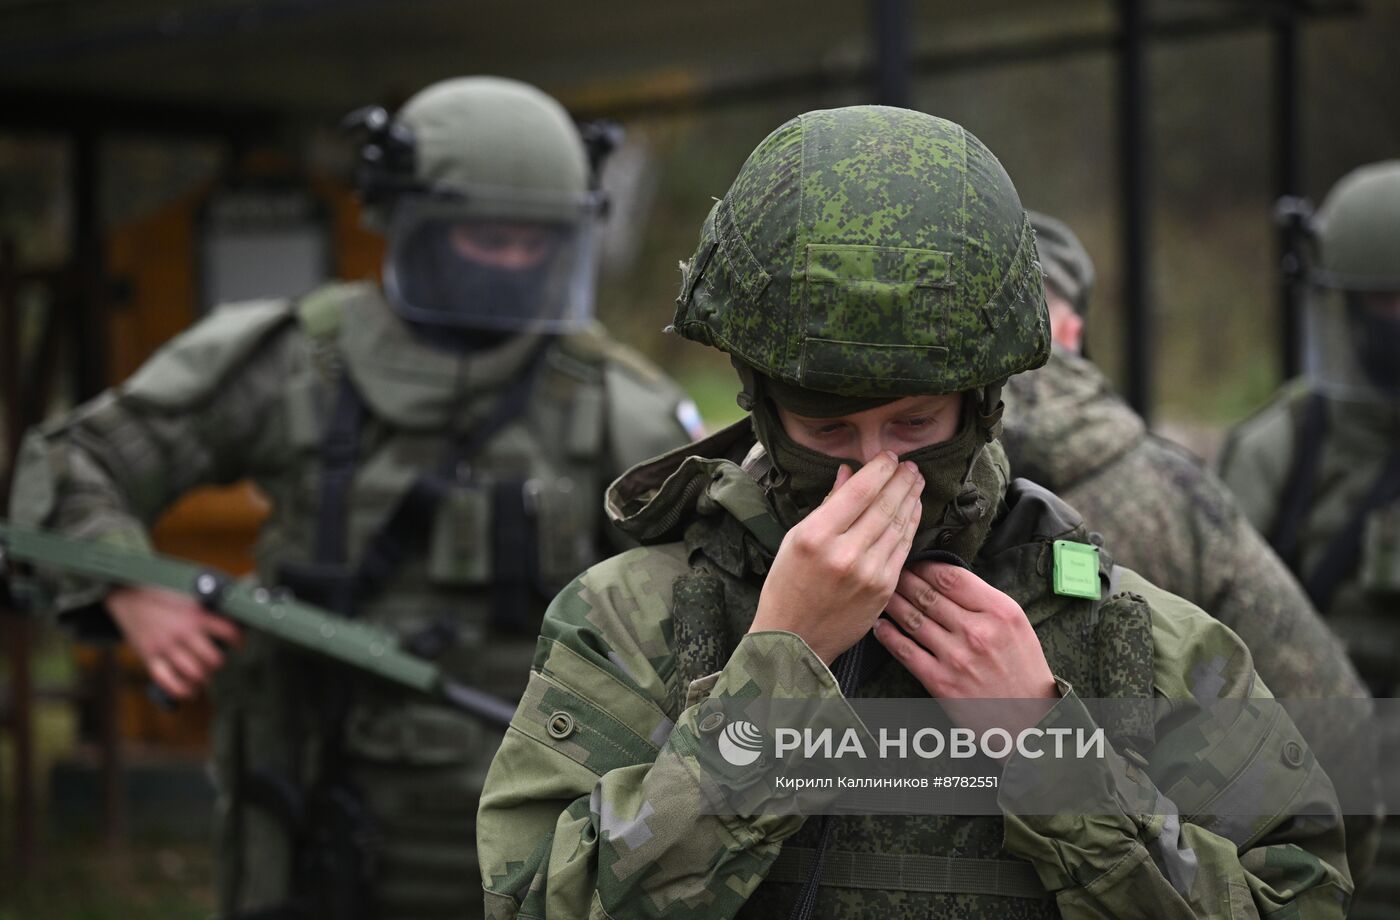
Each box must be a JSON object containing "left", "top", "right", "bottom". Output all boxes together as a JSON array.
[
  {"left": 672, "top": 106, "right": 1050, "bottom": 397},
  {"left": 1313, "top": 159, "right": 1400, "bottom": 291}
]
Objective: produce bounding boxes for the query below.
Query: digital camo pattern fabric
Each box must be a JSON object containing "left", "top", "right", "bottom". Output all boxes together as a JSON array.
[
  {"left": 477, "top": 429, "right": 1351, "bottom": 919},
  {"left": 1003, "top": 350, "right": 1381, "bottom": 883},
  {"left": 671, "top": 107, "right": 1050, "bottom": 398},
  {"left": 1001, "top": 349, "right": 1370, "bottom": 702}
]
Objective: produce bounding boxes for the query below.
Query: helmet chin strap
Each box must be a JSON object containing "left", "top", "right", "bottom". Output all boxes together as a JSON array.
[{"left": 977, "top": 381, "right": 1006, "bottom": 442}]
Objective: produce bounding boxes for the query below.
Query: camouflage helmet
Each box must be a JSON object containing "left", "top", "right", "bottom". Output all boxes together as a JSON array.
[
  {"left": 671, "top": 106, "right": 1050, "bottom": 398},
  {"left": 1311, "top": 160, "right": 1400, "bottom": 291}
]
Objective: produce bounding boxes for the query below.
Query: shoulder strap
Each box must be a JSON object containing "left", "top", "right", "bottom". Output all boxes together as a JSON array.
[
  {"left": 273, "top": 293, "right": 363, "bottom": 616},
  {"left": 1268, "top": 392, "right": 1329, "bottom": 568},
  {"left": 1303, "top": 448, "right": 1400, "bottom": 611},
  {"left": 314, "top": 377, "right": 366, "bottom": 570}
]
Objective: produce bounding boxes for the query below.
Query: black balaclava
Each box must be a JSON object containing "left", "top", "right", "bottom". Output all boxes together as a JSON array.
[
  {"left": 736, "top": 363, "right": 1009, "bottom": 562},
  {"left": 1348, "top": 295, "right": 1400, "bottom": 396},
  {"left": 397, "top": 223, "right": 553, "bottom": 351}
]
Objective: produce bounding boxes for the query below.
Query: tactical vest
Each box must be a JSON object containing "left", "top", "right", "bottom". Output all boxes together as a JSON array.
[
  {"left": 669, "top": 478, "right": 1156, "bottom": 920},
  {"left": 212, "top": 283, "right": 621, "bottom": 920},
  {"left": 1263, "top": 391, "right": 1400, "bottom": 697},
  {"left": 1264, "top": 392, "right": 1400, "bottom": 920}
]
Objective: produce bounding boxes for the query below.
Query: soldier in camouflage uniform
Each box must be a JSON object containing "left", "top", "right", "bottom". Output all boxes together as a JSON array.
[
  {"left": 9, "top": 77, "right": 698, "bottom": 920},
  {"left": 1002, "top": 211, "right": 1380, "bottom": 886},
  {"left": 1219, "top": 161, "right": 1400, "bottom": 920},
  {"left": 477, "top": 107, "right": 1351, "bottom": 919}
]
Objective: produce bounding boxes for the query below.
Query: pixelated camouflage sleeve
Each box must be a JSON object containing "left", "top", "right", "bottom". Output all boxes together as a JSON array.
[
  {"left": 7, "top": 300, "right": 297, "bottom": 614},
  {"left": 1003, "top": 569, "right": 1352, "bottom": 918},
  {"left": 477, "top": 544, "right": 848, "bottom": 920}
]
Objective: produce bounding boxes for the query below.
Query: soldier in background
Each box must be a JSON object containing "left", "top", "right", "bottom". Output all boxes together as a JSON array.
[
  {"left": 1219, "top": 161, "right": 1400, "bottom": 920},
  {"left": 9, "top": 76, "right": 699, "bottom": 920},
  {"left": 1002, "top": 211, "right": 1380, "bottom": 885},
  {"left": 477, "top": 106, "right": 1351, "bottom": 919}
]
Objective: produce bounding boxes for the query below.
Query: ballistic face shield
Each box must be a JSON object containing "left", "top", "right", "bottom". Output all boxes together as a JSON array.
[{"left": 383, "top": 188, "right": 604, "bottom": 333}]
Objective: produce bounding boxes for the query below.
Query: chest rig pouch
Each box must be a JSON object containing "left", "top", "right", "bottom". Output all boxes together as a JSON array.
[{"left": 276, "top": 336, "right": 605, "bottom": 632}]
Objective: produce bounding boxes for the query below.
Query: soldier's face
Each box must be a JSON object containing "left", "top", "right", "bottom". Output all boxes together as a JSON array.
[
  {"left": 776, "top": 394, "right": 962, "bottom": 466},
  {"left": 1045, "top": 286, "right": 1084, "bottom": 355},
  {"left": 448, "top": 222, "right": 559, "bottom": 271}
]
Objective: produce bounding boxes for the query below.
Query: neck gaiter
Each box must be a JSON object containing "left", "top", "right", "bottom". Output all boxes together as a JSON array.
[{"left": 744, "top": 373, "right": 1008, "bottom": 562}]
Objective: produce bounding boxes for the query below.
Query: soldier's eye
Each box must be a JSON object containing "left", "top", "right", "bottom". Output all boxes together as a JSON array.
[{"left": 899, "top": 417, "right": 931, "bottom": 429}]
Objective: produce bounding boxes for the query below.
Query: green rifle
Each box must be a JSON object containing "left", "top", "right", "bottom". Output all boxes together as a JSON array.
[{"left": 0, "top": 520, "right": 517, "bottom": 729}]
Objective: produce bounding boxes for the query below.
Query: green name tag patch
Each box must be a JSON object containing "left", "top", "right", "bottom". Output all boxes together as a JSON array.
[{"left": 1052, "top": 540, "right": 1101, "bottom": 600}]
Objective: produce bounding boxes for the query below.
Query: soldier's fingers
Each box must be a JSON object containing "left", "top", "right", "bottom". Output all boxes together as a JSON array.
[
  {"left": 885, "top": 590, "right": 952, "bottom": 647},
  {"left": 872, "top": 618, "right": 944, "bottom": 691},
  {"left": 818, "top": 452, "right": 901, "bottom": 532},
  {"left": 906, "top": 561, "right": 1001, "bottom": 615},
  {"left": 201, "top": 614, "right": 243, "bottom": 649},
  {"left": 845, "top": 461, "right": 922, "bottom": 546},
  {"left": 869, "top": 486, "right": 922, "bottom": 569},
  {"left": 895, "top": 568, "right": 957, "bottom": 633},
  {"left": 149, "top": 658, "right": 195, "bottom": 700},
  {"left": 166, "top": 647, "right": 210, "bottom": 688},
  {"left": 885, "top": 500, "right": 921, "bottom": 580},
  {"left": 184, "top": 632, "right": 226, "bottom": 671}
]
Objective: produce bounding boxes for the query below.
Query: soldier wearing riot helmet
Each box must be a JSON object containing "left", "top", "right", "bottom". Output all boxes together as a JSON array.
[
  {"left": 10, "top": 76, "right": 699, "bottom": 920},
  {"left": 1220, "top": 161, "right": 1400, "bottom": 920},
  {"left": 478, "top": 106, "right": 1350, "bottom": 919}
]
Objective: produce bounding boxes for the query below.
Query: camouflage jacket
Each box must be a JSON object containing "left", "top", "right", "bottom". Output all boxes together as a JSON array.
[
  {"left": 1219, "top": 378, "right": 1400, "bottom": 696},
  {"left": 1003, "top": 351, "right": 1379, "bottom": 878},
  {"left": 478, "top": 420, "right": 1351, "bottom": 920}
]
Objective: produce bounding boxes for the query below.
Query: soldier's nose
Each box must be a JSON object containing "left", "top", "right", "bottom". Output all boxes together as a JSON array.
[{"left": 858, "top": 433, "right": 888, "bottom": 466}]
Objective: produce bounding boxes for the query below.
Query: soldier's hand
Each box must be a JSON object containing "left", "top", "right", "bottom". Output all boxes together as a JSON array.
[
  {"left": 106, "top": 586, "right": 243, "bottom": 700},
  {"left": 750, "top": 451, "right": 924, "bottom": 666},
  {"left": 875, "top": 562, "right": 1057, "bottom": 739}
]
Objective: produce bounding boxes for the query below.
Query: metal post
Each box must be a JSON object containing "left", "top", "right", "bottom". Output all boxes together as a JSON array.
[
  {"left": 1273, "top": 2, "right": 1304, "bottom": 381},
  {"left": 72, "top": 129, "right": 107, "bottom": 399},
  {"left": 70, "top": 128, "right": 125, "bottom": 848},
  {"left": 1118, "top": 0, "right": 1152, "bottom": 421},
  {"left": 870, "top": 0, "right": 912, "bottom": 108},
  {"left": 1, "top": 236, "right": 38, "bottom": 882}
]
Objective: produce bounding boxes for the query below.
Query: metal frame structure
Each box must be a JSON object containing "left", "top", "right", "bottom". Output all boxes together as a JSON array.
[{"left": 0, "top": 0, "right": 1358, "bottom": 888}]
